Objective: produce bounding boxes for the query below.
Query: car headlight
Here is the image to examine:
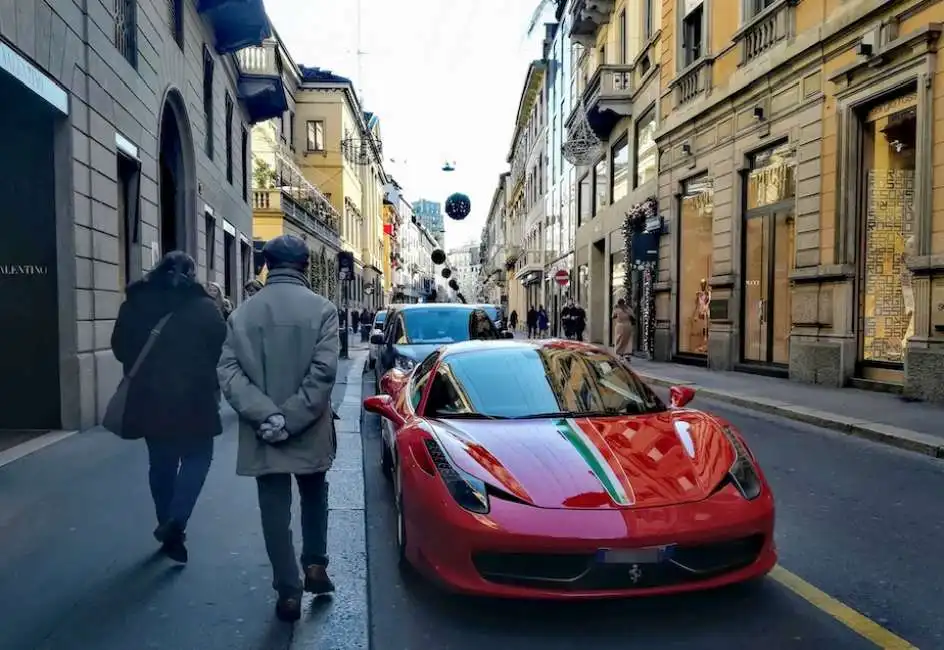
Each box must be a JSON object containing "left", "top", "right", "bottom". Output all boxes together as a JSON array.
[
  {"left": 395, "top": 356, "right": 416, "bottom": 371},
  {"left": 721, "top": 426, "right": 762, "bottom": 500},
  {"left": 423, "top": 439, "right": 490, "bottom": 514}
]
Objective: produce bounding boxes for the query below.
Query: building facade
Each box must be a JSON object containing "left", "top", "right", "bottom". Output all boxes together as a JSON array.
[
  {"left": 291, "top": 67, "right": 386, "bottom": 312},
  {"left": 448, "top": 243, "right": 482, "bottom": 300},
  {"left": 476, "top": 174, "right": 510, "bottom": 306},
  {"left": 413, "top": 198, "right": 445, "bottom": 246},
  {"left": 0, "top": 0, "right": 278, "bottom": 431},
  {"left": 649, "top": 0, "right": 944, "bottom": 401},
  {"left": 396, "top": 214, "right": 439, "bottom": 302}
]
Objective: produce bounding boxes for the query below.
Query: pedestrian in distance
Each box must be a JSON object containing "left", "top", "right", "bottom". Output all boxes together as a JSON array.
[
  {"left": 218, "top": 234, "right": 340, "bottom": 623},
  {"left": 509, "top": 309, "right": 518, "bottom": 332},
  {"left": 526, "top": 306, "right": 538, "bottom": 339},
  {"left": 110, "top": 251, "right": 226, "bottom": 564},
  {"left": 206, "top": 281, "right": 234, "bottom": 319},
  {"left": 612, "top": 298, "right": 636, "bottom": 360},
  {"left": 244, "top": 278, "right": 264, "bottom": 300},
  {"left": 573, "top": 302, "right": 587, "bottom": 342},
  {"left": 537, "top": 306, "right": 549, "bottom": 338},
  {"left": 561, "top": 299, "right": 575, "bottom": 340}
]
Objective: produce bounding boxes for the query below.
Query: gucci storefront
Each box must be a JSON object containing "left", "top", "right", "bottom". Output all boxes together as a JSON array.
[{"left": 675, "top": 176, "right": 713, "bottom": 362}]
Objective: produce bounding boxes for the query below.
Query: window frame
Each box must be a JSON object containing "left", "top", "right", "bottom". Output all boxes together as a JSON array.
[
  {"left": 307, "top": 120, "right": 325, "bottom": 152},
  {"left": 225, "top": 92, "right": 234, "bottom": 184},
  {"left": 680, "top": 1, "right": 706, "bottom": 69},
  {"left": 634, "top": 107, "right": 658, "bottom": 189},
  {"left": 203, "top": 46, "right": 215, "bottom": 159},
  {"left": 610, "top": 132, "right": 630, "bottom": 203},
  {"left": 204, "top": 211, "right": 217, "bottom": 271}
]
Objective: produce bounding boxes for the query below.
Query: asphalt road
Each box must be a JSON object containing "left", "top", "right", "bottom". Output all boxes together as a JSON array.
[
  {"left": 0, "top": 359, "right": 360, "bottom": 650},
  {"left": 362, "top": 373, "right": 944, "bottom": 650}
]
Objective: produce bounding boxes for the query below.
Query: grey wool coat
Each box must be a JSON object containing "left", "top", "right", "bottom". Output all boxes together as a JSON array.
[{"left": 218, "top": 268, "right": 340, "bottom": 476}]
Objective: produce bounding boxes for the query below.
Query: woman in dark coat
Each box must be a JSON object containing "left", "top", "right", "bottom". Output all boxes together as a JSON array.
[{"left": 111, "top": 251, "right": 226, "bottom": 564}]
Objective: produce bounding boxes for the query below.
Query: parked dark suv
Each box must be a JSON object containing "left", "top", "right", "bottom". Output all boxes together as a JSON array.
[{"left": 371, "top": 303, "right": 512, "bottom": 389}]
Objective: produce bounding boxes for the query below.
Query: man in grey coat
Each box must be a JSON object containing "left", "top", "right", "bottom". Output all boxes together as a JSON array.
[{"left": 218, "top": 235, "right": 340, "bottom": 622}]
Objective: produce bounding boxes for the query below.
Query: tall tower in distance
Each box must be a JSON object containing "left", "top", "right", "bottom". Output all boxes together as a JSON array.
[{"left": 413, "top": 199, "right": 445, "bottom": 246}]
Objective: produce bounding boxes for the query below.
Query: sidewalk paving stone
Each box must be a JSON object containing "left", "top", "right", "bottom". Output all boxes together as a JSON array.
[{"left": 628, "top": 357, "right": 944, "bottom": 459}]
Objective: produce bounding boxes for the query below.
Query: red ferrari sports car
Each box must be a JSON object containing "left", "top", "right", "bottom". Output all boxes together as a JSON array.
[{"left": 363, "top": 339, "right": 776, "bottom": 599}]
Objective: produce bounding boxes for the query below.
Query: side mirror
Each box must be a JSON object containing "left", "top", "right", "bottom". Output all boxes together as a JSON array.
[
  {"left": 363, "top": 394, "right": 405, "bottom": 427},
  {"left": 502, "top": 330, "right": 515, "bottom": 339},
  {"left": 370, "top": 333, "right": 385, "bottom": 345},
  {"left": 669, "top": 385, "right": 696, "bottom": 409}
]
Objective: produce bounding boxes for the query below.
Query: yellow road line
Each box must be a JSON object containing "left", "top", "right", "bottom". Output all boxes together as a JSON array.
[{"left": 770, "top": 565, "right": 919, "bottom": 649}]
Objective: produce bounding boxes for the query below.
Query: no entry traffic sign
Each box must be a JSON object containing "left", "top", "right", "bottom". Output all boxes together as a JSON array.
[{"left": 554, "top": 270, "right": 569, "bottom": 286}]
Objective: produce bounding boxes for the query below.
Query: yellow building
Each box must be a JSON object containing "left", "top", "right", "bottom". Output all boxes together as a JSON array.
[
  {"left": 291, "top": 67, "right": 386, "bottom": 310},
  {"left": 246, "top": 36, "right": 343, "bottom": 301}
]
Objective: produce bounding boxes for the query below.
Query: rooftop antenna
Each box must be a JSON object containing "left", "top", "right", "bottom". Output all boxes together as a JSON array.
[{"left": 356, "top": 0, "right": 366, "bottom": 104}]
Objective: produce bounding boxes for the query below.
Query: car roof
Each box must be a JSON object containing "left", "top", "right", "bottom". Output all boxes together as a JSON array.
[
  {"left": 391, "top": 303, "right": 477, "bottom": 311},
  {"left": 438, "top": 338, "right": 600, "bottom": 358}
]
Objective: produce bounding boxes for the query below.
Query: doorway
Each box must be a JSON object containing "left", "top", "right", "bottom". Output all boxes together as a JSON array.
[
  {"left": 740, "top": 144, "right": 795, "bottom": 367},
  {"left": 158, "top": 91, "right": 194, "bottom": 257}
]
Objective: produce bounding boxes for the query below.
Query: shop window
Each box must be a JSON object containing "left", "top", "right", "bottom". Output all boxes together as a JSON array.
[
  {"left": 240, "top": 239, "right": 252, "bottom": 287},
  {"left": 204, "top": 212, "right": 216, "bottom": 271},
  {"left": 203, "top": 48, "right": 214, "bottom": 159},
  {"left": 223, "top": 229, "right": 236, "bottom": 301},
  {"left": 681, "top": 3, "right": 704, "bottom": 67},
  {"left": 117, "top": 153, "right": 142, "bottom": 292},
  {"left": 858, "top": 92, "right": 918, "bottom": 366},
  {"left": 611, "top": 135, "right": 629, "bottom": 203},
  {"left": 677, "top": 176, "right": 713, "bottom": 355},
  {"left": 168, "top": 0, "right": 183, "bottom": 48},
  {"left": 593, "top": 158, "right": 607, "bottom": 216},
  {"left": 578, "top": 264, "right": 589, "bottom": 304},
  {"left": 635, "top": 109, "right": 657, "bottom": 188},
  {"left": 115, "top": 0, "right": 138, "bottom": 67},
  {"left": 742, "top": 144, "right": 796, "bottom": 365},
  {"left": 609, "top": 252, "right": 627, "bottom": 346},
  {"left": 241, "top": 126, "right": 249, "bottom": 202},
  {"left": 225, "top": 93, "right": 234, "bottom": 184},
  {"left": 577, "top": 173, "right": 592, "bottom": 227}
]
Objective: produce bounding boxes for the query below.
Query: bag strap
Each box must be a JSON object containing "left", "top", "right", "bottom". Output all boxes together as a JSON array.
[{"left": 127, "top": 313, "right": 173, "bottom": 379}]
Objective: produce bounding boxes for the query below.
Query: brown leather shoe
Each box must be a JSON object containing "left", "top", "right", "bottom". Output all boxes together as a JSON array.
[
  {"left": 275, "top": 595, "right": 301, "bottom": 622},
  {"left": 303, "top": 565, "right": 336, "bottom": 595}
]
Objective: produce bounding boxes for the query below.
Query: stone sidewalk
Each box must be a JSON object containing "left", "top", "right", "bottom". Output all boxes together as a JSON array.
[{"left": 628, "top": 357, "right": 944, "bottom": 459}]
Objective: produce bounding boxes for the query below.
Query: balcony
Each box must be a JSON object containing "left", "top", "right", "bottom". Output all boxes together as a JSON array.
[
  {"left": 569, "top": 0, "right": 616, "bottom": 48},
  {"left": 505, "top": 245, "right": 523, "bottom": 268},
  {"left": 197, "top": 0, "right": 270, "bottom": 54},
  {"left": 252, "top": 188, "right": 341, "bottom": 249},
  {"left": 670, "top": 57, "right": 713, "bottom": 108},
  {"left": 568, "top": 64, "right": 633, "bottom": 139},
  {"left": 733, "top": 0, "right": 798, "bottom": 65},
  {"left": 514, "top": 250, "right": 546, "bottom": 283},
  {"left": 234, "top": 41, "right": 288, "bottom": 124}
]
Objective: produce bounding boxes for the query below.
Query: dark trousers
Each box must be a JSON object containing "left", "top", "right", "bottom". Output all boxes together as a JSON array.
[
  {"left": 146, "top": 436, "right": 214, "bottom": 530},
  {"left": 256, "top": 472, "right": 329, "bottom": 596}
]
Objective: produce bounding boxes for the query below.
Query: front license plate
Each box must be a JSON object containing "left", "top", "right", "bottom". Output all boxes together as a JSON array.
[{"left": 596, "top": 545, "right": 675, "bottom": 564}]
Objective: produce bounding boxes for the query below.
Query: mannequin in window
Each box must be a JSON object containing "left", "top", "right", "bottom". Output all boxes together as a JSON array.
[
  {"left": 901, "top": 235, "right": 916, "bottom": 355},
  {"left": 691, "top": 278, "right": 711, "bottom": 354}
]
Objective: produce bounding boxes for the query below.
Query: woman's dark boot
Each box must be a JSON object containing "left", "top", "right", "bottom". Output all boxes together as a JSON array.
[
  {"left": 154, "top": 520, "right": 188, "bottom": 564},
  {"left": 275, "top": 594, "right": 302, "bottom": 622}
]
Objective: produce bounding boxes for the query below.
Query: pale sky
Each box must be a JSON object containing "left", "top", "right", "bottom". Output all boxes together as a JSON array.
[{"left": 265, "top": 0, "right": 551, "bottom": 249}]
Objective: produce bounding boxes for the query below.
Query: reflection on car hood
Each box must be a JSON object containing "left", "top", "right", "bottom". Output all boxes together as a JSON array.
[{"left": 430, "top": 410, "right": 736, "bottom": 510}]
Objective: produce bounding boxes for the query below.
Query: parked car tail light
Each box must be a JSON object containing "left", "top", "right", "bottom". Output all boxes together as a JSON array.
[
  {"left": 422, "top": 438, "right": 490, "bottom": 514},
  {"left": 721, "top": 427, "right": 762, "bottom": 500}
]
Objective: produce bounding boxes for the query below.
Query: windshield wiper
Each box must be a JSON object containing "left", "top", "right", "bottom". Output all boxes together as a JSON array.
[
  {"left": 430, "top": 412, "right": 510, "bottom": 420},
  {"left": 512, "top": 411, "right": 613, "bottom": 420}
]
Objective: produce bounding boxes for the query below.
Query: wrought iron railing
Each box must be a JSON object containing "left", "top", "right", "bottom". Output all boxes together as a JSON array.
[
  {"left": 252, "top": 188, "right": 341, "bottom": 247},
  {"left": 114, "top": 0, "right": 138, "bottom": 66}
]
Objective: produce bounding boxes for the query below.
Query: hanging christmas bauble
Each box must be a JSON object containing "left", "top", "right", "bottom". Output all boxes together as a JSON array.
[
  {"left": 448, "top": 278, "right": 459, "bottom": 291},
  {"left": 445, "top": 193, "right": 471, "bottom": 220},
  {"left": 441, "top": 267, "right": 452, "bottom": 279},
  {"left": 431, "top": 248, "right": 446, "bottom": 265}
]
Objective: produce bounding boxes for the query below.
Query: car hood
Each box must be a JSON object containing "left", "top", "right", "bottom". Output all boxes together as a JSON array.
[{"left": 430, "top": 410, "right": 736, "bottom": 510}]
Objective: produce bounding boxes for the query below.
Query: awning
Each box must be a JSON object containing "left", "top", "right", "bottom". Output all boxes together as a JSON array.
[
  {"left": 198, "top": 0, "right": 271, "bottom": 54},
  {"left": 238, "top": 75, "right": 288, "bottom": 124}
]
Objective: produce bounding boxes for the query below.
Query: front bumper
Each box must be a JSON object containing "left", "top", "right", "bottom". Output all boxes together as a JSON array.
[{"left": 403, "top": 468, "right": 776, "bottom": 599}]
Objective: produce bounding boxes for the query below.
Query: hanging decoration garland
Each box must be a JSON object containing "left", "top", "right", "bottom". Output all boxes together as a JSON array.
[
  {"left": 445, "top": 193, "right": 471, "bottom": 220},
  {"left": 562, "top": 96, "right": 604, "bottom": 167},
  {"left": 431, "top": 248, "right": 446, "bottom": 265},
  {"left": 441, "top": 267, "right": 452, "bottom": 279},
  {"left": 622, "top": 197, "right": 659, "bottom": 358},
  {"left": 448, "top": 278, "right": 460, "bottom": 291}
]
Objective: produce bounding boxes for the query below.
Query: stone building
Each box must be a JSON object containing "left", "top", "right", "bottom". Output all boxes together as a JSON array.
[
  {"left": 0, "top": 0, "right": 280, "bottom": 431},
  {"left": 654, "top": 0, "right": 944, "bottom": 400}
]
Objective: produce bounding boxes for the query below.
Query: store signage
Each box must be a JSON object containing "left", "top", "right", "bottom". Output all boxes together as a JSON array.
[
  {"left": 0, "top": 264, "right": 49, "bottom": 276},
  {"left": 0, "top": 41, "right": 68, "bottom": 115},
  {"left": 866, "top": 93, "right": 917, "bottom": 123}
]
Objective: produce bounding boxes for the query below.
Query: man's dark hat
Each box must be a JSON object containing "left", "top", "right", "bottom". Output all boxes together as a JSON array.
[{"left": 263, "top": 235, "right": 310, "bottom": 266}]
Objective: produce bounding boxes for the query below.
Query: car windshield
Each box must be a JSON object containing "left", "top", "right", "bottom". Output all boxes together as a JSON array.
[
  {"left": 481, "top": 306, "right": 500, "bottom": 322},
  {"left": 373, "top": 312, "right": 386, "bottom": 327},
  {"left": 400, "top": 308, "right": 499, "bottom": 344},
  {"left": 427, "top": 346, "right": 665, "bottom": 419}
]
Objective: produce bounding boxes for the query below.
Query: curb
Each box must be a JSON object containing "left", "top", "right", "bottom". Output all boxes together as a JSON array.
[{"left": 636, "top": 372, "right": 944, "bottom": 460}]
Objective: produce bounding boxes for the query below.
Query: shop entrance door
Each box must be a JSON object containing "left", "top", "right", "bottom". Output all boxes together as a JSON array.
[{"left": 742, "top": 212, "right": 793, "bottom": 364}]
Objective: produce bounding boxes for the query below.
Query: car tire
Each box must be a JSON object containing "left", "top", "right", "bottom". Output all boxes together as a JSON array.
[{"left": 395, "top": 459, "right": 410, "bottom": 570}]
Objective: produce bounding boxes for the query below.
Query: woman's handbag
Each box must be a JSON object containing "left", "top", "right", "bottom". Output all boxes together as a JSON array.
[{"left": 103, "top": 313, "right": 173, "bottom": 439}]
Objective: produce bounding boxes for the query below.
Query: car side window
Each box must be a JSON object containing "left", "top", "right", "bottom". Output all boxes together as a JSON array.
[
  {"left": 386, "top": 314, "right": 402, "bottom": 344},
  {"left": 469, "top": 309, "right": 499, "bottom": 340},
  {"left": 409, "top": 352, "right": 440, "bottom": 411},
  {"left": 425, "top": 366, "right": 470, "bottom": 416}
]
